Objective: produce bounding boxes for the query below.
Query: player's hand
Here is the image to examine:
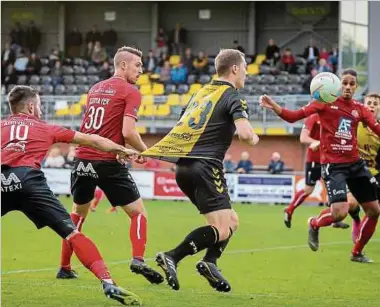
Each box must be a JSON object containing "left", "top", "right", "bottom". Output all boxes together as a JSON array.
[
  {"left": 135, "top": 155, "right": 147, "bottom": 164},
  {"left": 259, "top": 95, "right": 275, "bottom": 110},
  {"left": 309, "top": 141, "right": 320, "bottom": 152},
  {"left": 116, "top": 148, "right": 139, "bottom": 165}
]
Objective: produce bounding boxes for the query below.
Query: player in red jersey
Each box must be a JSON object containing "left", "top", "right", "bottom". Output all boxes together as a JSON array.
[
  {"left": 260, "top": 69, "right": 380, "bottom": 263},
  {"left": 57, "top": 46, "right": 164, "bottom": 284},
  {"left": 1, "top": 86, "right": 141, "bottom": 305}
]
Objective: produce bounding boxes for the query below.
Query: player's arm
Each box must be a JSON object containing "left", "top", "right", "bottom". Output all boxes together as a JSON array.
[
  {"left": 300, "top": 128, "right": 318, "bottom": 144},
  {"left": 361, "top": 106, "right": 380, "bottom": 137},
  {"left": 235, "top": 119, "right": 259, "bottom": 146},
  {"left": 300, "top": 116, "right": 320, "bottom": 151},
  {"left": 122, "top": 116, "right": 148, "bottom": 152}
]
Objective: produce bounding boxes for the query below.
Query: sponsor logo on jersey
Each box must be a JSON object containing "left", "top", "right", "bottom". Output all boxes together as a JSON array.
[
  {"left": 335, "top": 117, "right": 352, "bottom": 141},
  {"left": 351, "top": 110, "right": 359, "bottom": 118},
  {"left": 1, "top": 173, "right": 22, "bottom": 192}
]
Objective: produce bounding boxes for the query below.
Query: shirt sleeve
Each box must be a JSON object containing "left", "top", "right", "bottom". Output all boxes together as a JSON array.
[
  {"left": 280, "top": 100, "right": 323, "bottom": 123},
  {"left": 51, "top": 124, "right": 75, "bottom": 143},
  {"left": 361, "top": 105, "right": 380, "bottom": 137},
  {"left": 226, "top": 90, "right": 249, "bottom": 122},
  {"left": 124, "top": 87, "right": 142, "bottom": 120}
]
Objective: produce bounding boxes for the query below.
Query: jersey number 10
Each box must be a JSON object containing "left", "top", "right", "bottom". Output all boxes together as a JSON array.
[
  {"left": 10, "top": 124, "right": 29, "bottom": 141},
  {"left": 84, "top": 106, "right": 105, "bottom": 130}
]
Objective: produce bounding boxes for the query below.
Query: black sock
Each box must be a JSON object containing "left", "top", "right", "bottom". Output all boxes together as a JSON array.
[
  {"left": 203, "top": 239, "right": 230, "bottom": 265},
  {"left": 167, "top": 226, "right": 219, "bottom": 264},
  {"left": 349, "top": 206, "right": 361, "bottom": 223}
]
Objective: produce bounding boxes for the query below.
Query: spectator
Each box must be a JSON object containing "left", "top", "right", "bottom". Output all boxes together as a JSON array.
[
  {"left": 303, "top": 39, "right": 320, "bottom": 70},
  {"left": 44, "top": 147, "right": 65, "bottom": 168},
  {"left": 319, "top": 48, "right": 329, "bottom": 61},
  {"left": 182, "top": 47, "right": 194, "bottom": 74},
  {"left": 170, "top": 23, "right": 187, "bottom": 55},
  {"left": 223, "top": 153, "right": 236, "bottom": 173},
  {"left": 26, "top": 20, "right": 41, "bottom": 53},
  {"left": 157, "top": 51, "right": 169, "bottom": 68},
  {"left": 86, "top": 42, "right": 94, "bottom": 61},
  {"left": 3, "top": 64, "right": 18, "bottom": 86},
  {"left": 143, "top": 50, "right": 158, "bottom": 73},
  {"left": 50, "top": 60, "right": 63, "bottom": 86},
  {"left": 10, "top": 22, "right": 25, "bottom": 50},
  {"left": 193, "top": 51, "right": 208, "bottom": 75},
  {"left": 281, "top": 48, "right": 296, "bottom": 73},
  {"left": 102, "top": 26, "right": 118, "bottom": 58},
  {"left": 315, "top": 58, "right": 331, "bottom": 73},
  {"left": 63, "top": 145, "right": 76, "bottom": 169},
  {"left": 265, "top": 39, "right": 280, "bottom": 65},
  {"left": 233, "top": 40, "right": 245, "bottom": 53},
  {"left": 49, "top": 44, "right": 64, "bottom": 64},
  {"left": 26, "top": 53, "right": 41, "bottom": 75},
  {"left": 170, "top": 62, "right": 187, "bottom": 84},
  {"left": 267, "top": 152, "right": 285, "bottom": 174},
  {"left": 66, "top": 27, "right": 83, "bottom": 58},
  {"left": 155, "top": 27, "right": 168, "bottom": 57},
  {"left": 158, "top": 60, "right": 171, "bottom": 83},
  {"left": 236, "top": 151, "right": 253, "bottom": 174},
  {"left": 98, "top": 61, "right": 111, "bottom": 80},
  {"left": 328, "top": 46, "right": 339, "bottom": 73},
  {"left": 86, "top": 25, "right": 102, "bottom": 44},
  {"left": 302, "top": 68, "right": 318, "bottom": 94},
  {"left": 144, "top": 158, "right": 161, "bottom": 170},
  {"left": 2, "top": 42, "right": 16, "bottom": 78},
  {"left": 14, "top": 50, "right": 29, "bottom": 74},
  {"left": 91, "top": 41, "right": 108, "bottom": 66}
]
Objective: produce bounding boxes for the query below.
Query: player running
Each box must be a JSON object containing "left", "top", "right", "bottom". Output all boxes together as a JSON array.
[
  {"left": 260, "top": 69, "right": 380, "bottom": 263},
  {"left": 1, "top": 85, "right": 141, "bottom": 305},
  {"left": 142, "top": 49, "right": 260, "bottom": 291},
  {"left": 348, "top": 92, "right": 380, "bottom": 242},
  {"left": 56, "top": 46, "right": 163, "bottom": 284}
]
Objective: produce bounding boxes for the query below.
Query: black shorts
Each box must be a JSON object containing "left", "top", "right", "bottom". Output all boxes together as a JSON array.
[
  {"left": 305, "top": 162, "right": 321, "bottom": 186},
  {"left": 175, "top": 158, "right": 232, "bottom": 214},
  {"left": 1, "top": 166, "right": 75, "bottom": 238},
  {"left": 71, "top": 159, "right": 140, "bottom": 207},
  {"left": 321, "top": 159, "right": 378, "bottom": 205}
]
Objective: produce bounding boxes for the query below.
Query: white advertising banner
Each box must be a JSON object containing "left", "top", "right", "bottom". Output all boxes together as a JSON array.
[
  {"left": 43, "top": 168, "right": 72, "bottom": 194},
  {"left": 130, "top": 171, "right": 154, "bottom": 199}
]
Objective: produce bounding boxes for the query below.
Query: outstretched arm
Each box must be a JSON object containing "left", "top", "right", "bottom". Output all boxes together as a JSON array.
[{"left": 361, "top": 106, "right": 380, "bottom": 137}]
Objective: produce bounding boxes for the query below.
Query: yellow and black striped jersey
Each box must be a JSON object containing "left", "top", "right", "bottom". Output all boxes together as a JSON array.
[
  {"left": 142, "top": 80, "right": 249, "bottom": 163},
  {"left": 357, "top": 121, "right": 380, "bottom": 176}
]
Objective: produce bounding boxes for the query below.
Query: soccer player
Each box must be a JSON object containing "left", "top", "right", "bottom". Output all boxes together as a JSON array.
[
  {"left": 143, "top": 49, "right": 260, "bottom": 291},
  {"left": 1, "top": 85, "right": 141, "bottom": 305},
  {"left": 348, "top": 92, "right": 380, "bottom": 242},
  {"left": 260, "top": 69, "right": 380, "bottom": 263},
  {"left": 57, "top": 46, "right": 163, "bottom": 284}
]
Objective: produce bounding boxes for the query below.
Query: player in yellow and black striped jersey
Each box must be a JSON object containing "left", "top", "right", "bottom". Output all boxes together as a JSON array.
[
  {"left": 348, "top": 92, "right": 380, "bottom": 242},
  {"left": 143, "top": 49, "right": 259, "bottom": 292}
]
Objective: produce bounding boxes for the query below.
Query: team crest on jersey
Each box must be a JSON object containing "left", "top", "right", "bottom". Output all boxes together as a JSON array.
[
  {"left": 75, "top": 162, "right": 98, "bottom": 178},
  {"left": 351, "top": 110, "right": 359, "bottom": 118},
  {"left": 1, "top": 173, "right": 22, "bottom": 192}
]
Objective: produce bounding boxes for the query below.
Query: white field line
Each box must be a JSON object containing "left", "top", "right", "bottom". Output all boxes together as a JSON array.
[{"left": 2, "top": 238, "right": 379, "bottom": 275}]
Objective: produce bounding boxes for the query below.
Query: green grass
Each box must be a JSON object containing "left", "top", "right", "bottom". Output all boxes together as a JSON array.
[{"left": 2, "top": 198, "right": 380, "bottom": 307}]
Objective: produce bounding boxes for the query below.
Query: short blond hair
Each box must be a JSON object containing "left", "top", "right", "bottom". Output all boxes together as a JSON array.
[
  {"left": 116, "top": 46, "right": 143, "bottom": 58},
  {"left": 114, "top": 46, "right": 143, "bottom": 67},
  {"left": 215, "top": 49, "right": 245, "bottom": 77}
]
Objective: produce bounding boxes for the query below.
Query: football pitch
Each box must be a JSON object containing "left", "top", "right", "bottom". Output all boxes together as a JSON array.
[{"left": 2, "top": 198, "right": 380, "bottom": 307}]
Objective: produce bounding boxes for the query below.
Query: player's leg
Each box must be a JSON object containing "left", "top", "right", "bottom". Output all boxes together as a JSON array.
[
  {"left": 347, "top": 191, "right": 361, "bottom": 242},
  {"left": 90, "top": 187, "right": 105, "bottom": 212},
  {"left": 98, "top": 161, "right": 163, "bottom": 284}
]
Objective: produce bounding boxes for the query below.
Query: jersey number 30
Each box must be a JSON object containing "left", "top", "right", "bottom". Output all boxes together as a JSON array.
[{"left": 84, "top": 106, "right": 105, "bottom": 130}]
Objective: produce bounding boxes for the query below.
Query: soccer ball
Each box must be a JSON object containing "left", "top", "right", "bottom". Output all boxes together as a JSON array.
[{"left": 310, "top": 72, "right": 341, "bottom": 103}]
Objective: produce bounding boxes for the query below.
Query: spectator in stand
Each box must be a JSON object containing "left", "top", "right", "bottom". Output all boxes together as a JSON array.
[
  {"left": 44, "top": 147, "right": 65, "bottom": 168},
  {"left": 143, "top": 50, "right": 158, "bottom": 73},
  {"left": 319, "top": 47, "right": 329, "bottom": 61},
  {"left": 63, "top": 145, "right": 76, "bottom": 169},
  {"left": 223, "top": 153, "right": 236, "bottom": 174},
  {"left": 85, "top": 42, "right": 94, "bottom": 61},
  {"left": 155, "top": 27, "right": 168, "bottom": 57},
  {"left": 26, "top": 20, "right": 41, "bottom": 53},
  {"left": 3, "top": 64, "right": 18, "bottom": 86},
  {"left": 328, "top": 46, "right": 339, "bottom": 73},
  {"left": 281, "top": 48, "right": 296, "bottom": 73},
  {"left": 267, "top": 152, "right": 285, "bottom": 174},
  {"left": 66, "top": 27, "right": 83, "bottom": 58},
  {"left": 236, "top": 151, "right": 254, "bottom": 174},
  {"left": 49, "top": 44, "right": 64, "bottom": 64},
  {"left": 102, "top": 26, "right": 118, "bottom": 58},
  {"left": 303, "top": 39, "right": 320, "bottom": 71},
  {"left": 10, "top": 22, "right": 25, "bottom": 51},
  {"left": 2, "top": 42, "right": 16, "bottom": 79},
  {"left": 144, "top": 158, "right": 161, "bottom": 171},
  {"left": 315, "top": 58, "right": 331, "bottom": 73},
  {"left": 170, "top": 62, "right": 187, "bottom": 84},
  {"left": 157, "top": 51, "right": 169, "bottom": 68},
  {"left": 86, "top": 25, "right": 102, "bottom": 44},
  {"left": 98, "top": 61, "right": 112, "bottom": 80},
  {"left": 233, "top": 40, "right": 245, "bottom": 53},
  {"left": 265, "top": 38, "right": 281, "bottom": 66},
  {"left": 193, "top": 51, "right": 208, "bottom": 75},
  {"left": 91, "top": 41, "right": 108, "bottom": 66},
  {"left": 26, "top": 53, "right": 41, "bottom": 75},
  {"left": 170, "top": 23, "right": 187, "bottom": 55},
  {"left": 182, "top": 47, "right": 194, "bottom": 74},
  {"left": 302, "top": 68, "right": 318, "bottom": 94},
  {"left": 158, "top": 60, "right": 171, "bottom": 83},
  {"left": 14, "top": 50, "right": 29, "bottom": 74},
  {"left": 50, "top": 60, "right": 63, "bottom": 86}
]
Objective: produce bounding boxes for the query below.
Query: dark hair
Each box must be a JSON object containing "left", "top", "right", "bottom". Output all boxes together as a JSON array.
[
  {"left": 115, "top": 46, "right": 143, "bottom": 58},
  {"left": 365, "top": 92, "right": 380, "bottom": 100},
  {"left": 7, "top": 85, "right": 39, "bottom": 114},
  {"left": 342, "top": 69, "right": 358, "bottom": 79},
  {"left": 215, "top": 49, "right": 245, "bottom": 77}
]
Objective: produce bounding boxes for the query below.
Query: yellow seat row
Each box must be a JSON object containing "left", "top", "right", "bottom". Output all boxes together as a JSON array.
[
  {"left": 55, "top": 103, "right": 82, "bottom": 117},
  {"left": 137, "top": 104, "right": 171, "bottom": 117},
  {"left": 140, "top": 83, "right": 204, "bottom": 96},
  {"left": 141, "top": 94, "right": 192, "bottom": 107}
]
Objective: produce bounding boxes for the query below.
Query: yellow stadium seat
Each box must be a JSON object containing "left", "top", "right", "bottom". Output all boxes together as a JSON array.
[
  {"left": 156, "top": 104, "right": 171, "bottom": 117},
  {"left": 79, "top": 94, "right": 88, "bottom": 106},
  {"left": 144, "top": 105, "right": 156, "bottom": 117},
  {"left": 247, "top": 64, "right": 259, "bottom": 75},
  {"left": 180, "top": 94, "right": 192, "bottom": 106},
  {"left": 167, "top": 94, "right": 180, "bottom": 106},
  {"left": 169, "top": 55, "right": 181, "bottom": 66},
  {"left": 70, "top": 103, "right": 82, "bottom": 116},
  {"left": 136, "top": 74, "right": 150, "bottom": 86},
  {"left": 55, "top": 107, "right": 70, "bottom": 117},
  {"left": 189, "top": 83, "right": 202, "bottom": 95},
  {"left": 137, "top": 105, "right": 145, "bottom": 117},
  {"left": 255, "top": 54, "right": 266, "bottom": 65},
  {"left": 139, "top": 84, "right": 152, "bottom": 95},
  {"left": 142, "top": 95, "right": 154, "bottom": 105},
  {"left": 152, "top": 83, "right": 165, "bottom": 96}
]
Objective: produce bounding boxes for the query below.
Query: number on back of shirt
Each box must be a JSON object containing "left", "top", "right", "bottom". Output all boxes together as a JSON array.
[
  {"left": 84, "top": 106, "right": 105, "bottom": 130},
  {"left": 10, "top": 124, "right": 29, "bottom": 141}
]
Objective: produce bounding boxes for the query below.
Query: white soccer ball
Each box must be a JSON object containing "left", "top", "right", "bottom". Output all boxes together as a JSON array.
[{"left": 310, "top": 72, "right": 341, "bottom": 103}]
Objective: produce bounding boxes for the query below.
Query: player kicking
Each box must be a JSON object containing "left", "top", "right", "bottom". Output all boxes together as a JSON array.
[
  {"left": 284, "top": 113, "right": 353, "bottom": 229},
  {"left": 260, "top": 69, "right": 380, "bottom": 263},
  {"left": 56, "top": 46, "right": 163, "bottom": 284},
  {"left": 348, "top": 92, "right": 380, "bottom": 242},
  {"left": 143, "top": 49, "right": 260, "bottom": 291},
  {"left": 1, "top": 85, "right": 141, "bottom": 305}
]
